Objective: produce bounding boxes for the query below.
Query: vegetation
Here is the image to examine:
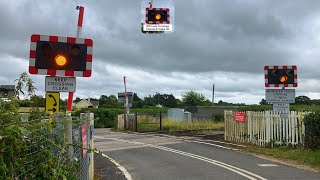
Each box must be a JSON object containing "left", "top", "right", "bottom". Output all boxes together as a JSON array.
[
  {"left": 0, "top": 72, "right": 78, "bottom": 179},
  {"left": 73, "top": 107, "right": 168, "bottom": 128},
  {"left": 303, "top": 111, "right": 320, "bottom": 150},
  {"left": 181, "top": 90, "right": 212, "bottom": 106},
  {"left": 162, "top": 119, "right": 224, "bottom": 132},
  {"left": 137, "top": 116, "right": 224, "bottom": 132},
  {"left": 14, "top": 72, "right": 36, "bottom": 100},
  {"left": 244, "top": 146, "right": 320, "bottom": 169}
]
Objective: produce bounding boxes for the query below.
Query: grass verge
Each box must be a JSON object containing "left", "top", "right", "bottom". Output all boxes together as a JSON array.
[{"left": 241, "top": 145, "right": 320, "bottom": 170}]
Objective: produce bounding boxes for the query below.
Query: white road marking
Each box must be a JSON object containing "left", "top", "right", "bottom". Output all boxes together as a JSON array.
[
  {"left": 100, "top": 136, "right": 267, "bottom": 180},
  {"left": 126, "top": 132, "right": 239, "bottom": 151},
  {"left": 195, "top": 139, "right": 247, "bottom": 147},
  {"left": 257, "top": 164, "right": 279, "bottom": 167},
  {"left": 95, "top": 150, "right": 133, "bottom": 180}
]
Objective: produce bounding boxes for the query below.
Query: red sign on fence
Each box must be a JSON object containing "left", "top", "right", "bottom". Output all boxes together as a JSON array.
[
  {"left": 234, "top": 112, "right": 246, "bottom": 123},
  {"left": 82, "top": 124, "right": 88, "bottom": 158}
]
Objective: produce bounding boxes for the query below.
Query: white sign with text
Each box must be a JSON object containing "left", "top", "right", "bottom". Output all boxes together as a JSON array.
[
  {"left": 266, "top": 89, "right": 295, "bottom": 103},
  {"left": 273, "top": 103, "right": 290, "bottom": 112},
  {"left": 45, "top": 76, "right": 76, "bottom": 92}
]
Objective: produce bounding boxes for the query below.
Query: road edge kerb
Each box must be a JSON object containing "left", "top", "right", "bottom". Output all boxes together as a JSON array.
[{"left": 94, "top": 150, "right": 133, "bottom": 180}]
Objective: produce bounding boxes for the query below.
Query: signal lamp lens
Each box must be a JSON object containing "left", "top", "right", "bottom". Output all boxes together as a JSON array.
[
  {"left": 55, "top": 54, "right": 67, "bottom": 66},
  {"left": 41, "top": 43, "right": 52, "bottom": 56},
  {"left": 286, "top": 69, "right": 294, "bottom": 76},
  {"left": 279, "top": 75, "right": 288, "bottom": 83},
  {"left": 155, "top": 14, "right": 161, "bottom": 20},
  {"left": 272, "top": 69, "right": 280, "bottom": 76},
  {"left": 71, "top": 45, "right": 81, "bottom": 56}
]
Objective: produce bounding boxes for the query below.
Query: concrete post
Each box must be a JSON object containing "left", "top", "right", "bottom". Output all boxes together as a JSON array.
[{"left": 65, "top": 113, "right": 73, "bottom": 162}]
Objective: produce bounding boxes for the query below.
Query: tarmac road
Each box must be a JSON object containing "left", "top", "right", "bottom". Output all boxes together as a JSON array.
[{"left": 94, "top": 129, "right": 320, "bottom": 180}]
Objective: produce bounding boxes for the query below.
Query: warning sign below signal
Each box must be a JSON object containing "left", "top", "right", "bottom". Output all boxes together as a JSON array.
[{"left": 45, "top": 76, "right": 76, "bottom": 92}]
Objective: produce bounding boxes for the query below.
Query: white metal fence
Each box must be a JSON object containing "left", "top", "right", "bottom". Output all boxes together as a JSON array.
[{"left": 224, "top": 111, "right": 306, "bottom": 147}]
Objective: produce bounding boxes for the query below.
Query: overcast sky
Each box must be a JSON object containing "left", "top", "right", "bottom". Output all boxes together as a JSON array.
[{"left": 1, "top": 0, "right": 320, "bottom": 104}]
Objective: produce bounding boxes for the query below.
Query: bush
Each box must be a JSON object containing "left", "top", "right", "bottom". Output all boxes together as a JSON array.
[
  {"left": 303, "top": 111, "right": 320, "bottom": 150},
  {"left": 0, "top": 100, "right": 78, "bottom": 179},
  {"left": 73, "top": 108, "right": 124, "bottom": 128}
]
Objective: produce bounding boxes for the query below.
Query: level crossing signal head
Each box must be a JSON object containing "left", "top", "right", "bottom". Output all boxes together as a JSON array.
[
  {"left": 264, "top": 65, "right": 298, "bottom": 87},
  {"left": 146, "top": 8, "right": 170, "bottom": 24},
  {"left": 29, "top": 34, "right": 93, "bottom": 77}
]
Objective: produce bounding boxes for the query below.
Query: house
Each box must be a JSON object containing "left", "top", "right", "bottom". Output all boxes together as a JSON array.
[
  {"left": 0, "top": 85, "right": 15, "bottom": 97},
  {"left": 75, "top": 98, "right": 99, "bottom": 109}
]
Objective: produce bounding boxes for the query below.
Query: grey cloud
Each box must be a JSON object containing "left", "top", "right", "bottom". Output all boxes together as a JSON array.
[{"left": 2, "top": 0, "right": 320, "bottom": 104}]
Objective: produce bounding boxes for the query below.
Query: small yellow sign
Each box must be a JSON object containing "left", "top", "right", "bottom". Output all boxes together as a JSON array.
[{"left": 46, "top": 92, "right": 60, "bottom": 114}]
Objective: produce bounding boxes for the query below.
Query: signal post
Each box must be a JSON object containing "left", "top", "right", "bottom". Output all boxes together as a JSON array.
[{"left": 28, "top": 5, "right": 94, "bottom": 179}]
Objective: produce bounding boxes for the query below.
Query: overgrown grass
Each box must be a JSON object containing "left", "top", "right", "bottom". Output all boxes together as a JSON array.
[
  {"left": 244, "top": 146, "right": 320, "bottom": 169},
  {"left": 137, "top": 116, "right": 224, "bottom": 132},
  {"left": 162, "top": 119, "right": 224, "bottom": 132}
]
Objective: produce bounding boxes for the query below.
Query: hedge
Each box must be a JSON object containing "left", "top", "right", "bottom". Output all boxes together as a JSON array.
[
  {"left": 73, "top": 107, "right": 168, "bottom": 128},
  {"left": 303, "top": 111, "right": 320, "bottom": 150}
]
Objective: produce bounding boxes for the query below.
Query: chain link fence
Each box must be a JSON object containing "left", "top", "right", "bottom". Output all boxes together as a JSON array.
[{"left": 1, "top": 113, "right": 91, "bottom": 179}]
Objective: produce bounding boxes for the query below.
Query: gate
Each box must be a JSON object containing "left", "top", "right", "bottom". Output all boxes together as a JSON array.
[{"left": 136, "top": 112, "right": 163, "bottom": 132}]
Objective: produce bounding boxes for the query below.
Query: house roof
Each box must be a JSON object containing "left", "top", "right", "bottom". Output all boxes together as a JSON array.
[
  {"left": 75, "top": 98, "right": 99, "bottom": 107},
  {"left": 0, "top": 85, "right": 15, "bottom": 90}
]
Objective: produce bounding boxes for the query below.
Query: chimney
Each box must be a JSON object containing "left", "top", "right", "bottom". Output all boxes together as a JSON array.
[{"left": 88, "top": 97, "right": 90, "bottom": 103}]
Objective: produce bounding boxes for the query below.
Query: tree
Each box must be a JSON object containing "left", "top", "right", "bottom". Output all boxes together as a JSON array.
[
  {"left": 133, "top": 93, "right": 141, "bottom": 102},
  {"left": 143, "top": 95, "right": 157, "bottom": 107},
  {"left": 99, "top": 95, "right": 108, "bottom": 105},
  {"left": 73, "top": 97, "right": 81, "bottom": 104},
  {"left": 162, "top": 94, "right": 178, "bottom": 108},
  {"left": 14, "top": 72, "right": 37, "bottom": 100},
  {"left": 99, "top": 94, "right": 121, "bottom": 108},
  {"left": 133, "top": 93, "right": 143, "bottom": 108},
  {"left": 295, "top": 96, "right": 311, "bottom": 105},
  {"left": 30, "top": 95, "right": 45, "bottom": 107},
  {"left": 181, "top": 91, "right": 210, "bottom": 106},
  {"left": 259, "top": 99, "right": 268, "bottom": 105}
]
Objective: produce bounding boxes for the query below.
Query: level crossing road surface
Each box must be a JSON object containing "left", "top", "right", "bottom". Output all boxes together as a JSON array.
[{"left": 94, "top": 129, "right": 320, "bottom": 180}]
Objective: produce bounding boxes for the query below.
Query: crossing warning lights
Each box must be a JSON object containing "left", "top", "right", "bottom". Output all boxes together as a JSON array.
[
  {"left": 29, "top": 34, "right": 93, "bottom": 77},
  {"left": 264, "top": 66, "right": 298, "bottom": 87},
  {"left": 141, "top": 0, "right": 174, "bottom": 34},
  {"left": 55, "top": 54, "right": 67, "bottom": 66},
  {"left": 146, "top": 8, "right": 169, "bottom": 23}
]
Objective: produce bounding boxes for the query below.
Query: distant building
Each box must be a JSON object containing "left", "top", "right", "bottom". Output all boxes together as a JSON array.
[
  {"left": 167, "top": 108, "right": 191, "bottom": 122},
  {"left": 75, "top": 98, "right": 99, "bottom": 109},
  {"left": 0, "top": 85, "right": 15, "bottom": 97}
]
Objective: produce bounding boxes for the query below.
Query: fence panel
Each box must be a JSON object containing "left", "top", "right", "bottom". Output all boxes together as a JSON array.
[
  {"left": 2, "top": 114, "right": 91, "bottom": 180},
  {"left": 224, "top": 111, "right": 306, "bottom": 147},
  {"left": 137, "top": 112, "right": 162, "bottom": 132}
]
